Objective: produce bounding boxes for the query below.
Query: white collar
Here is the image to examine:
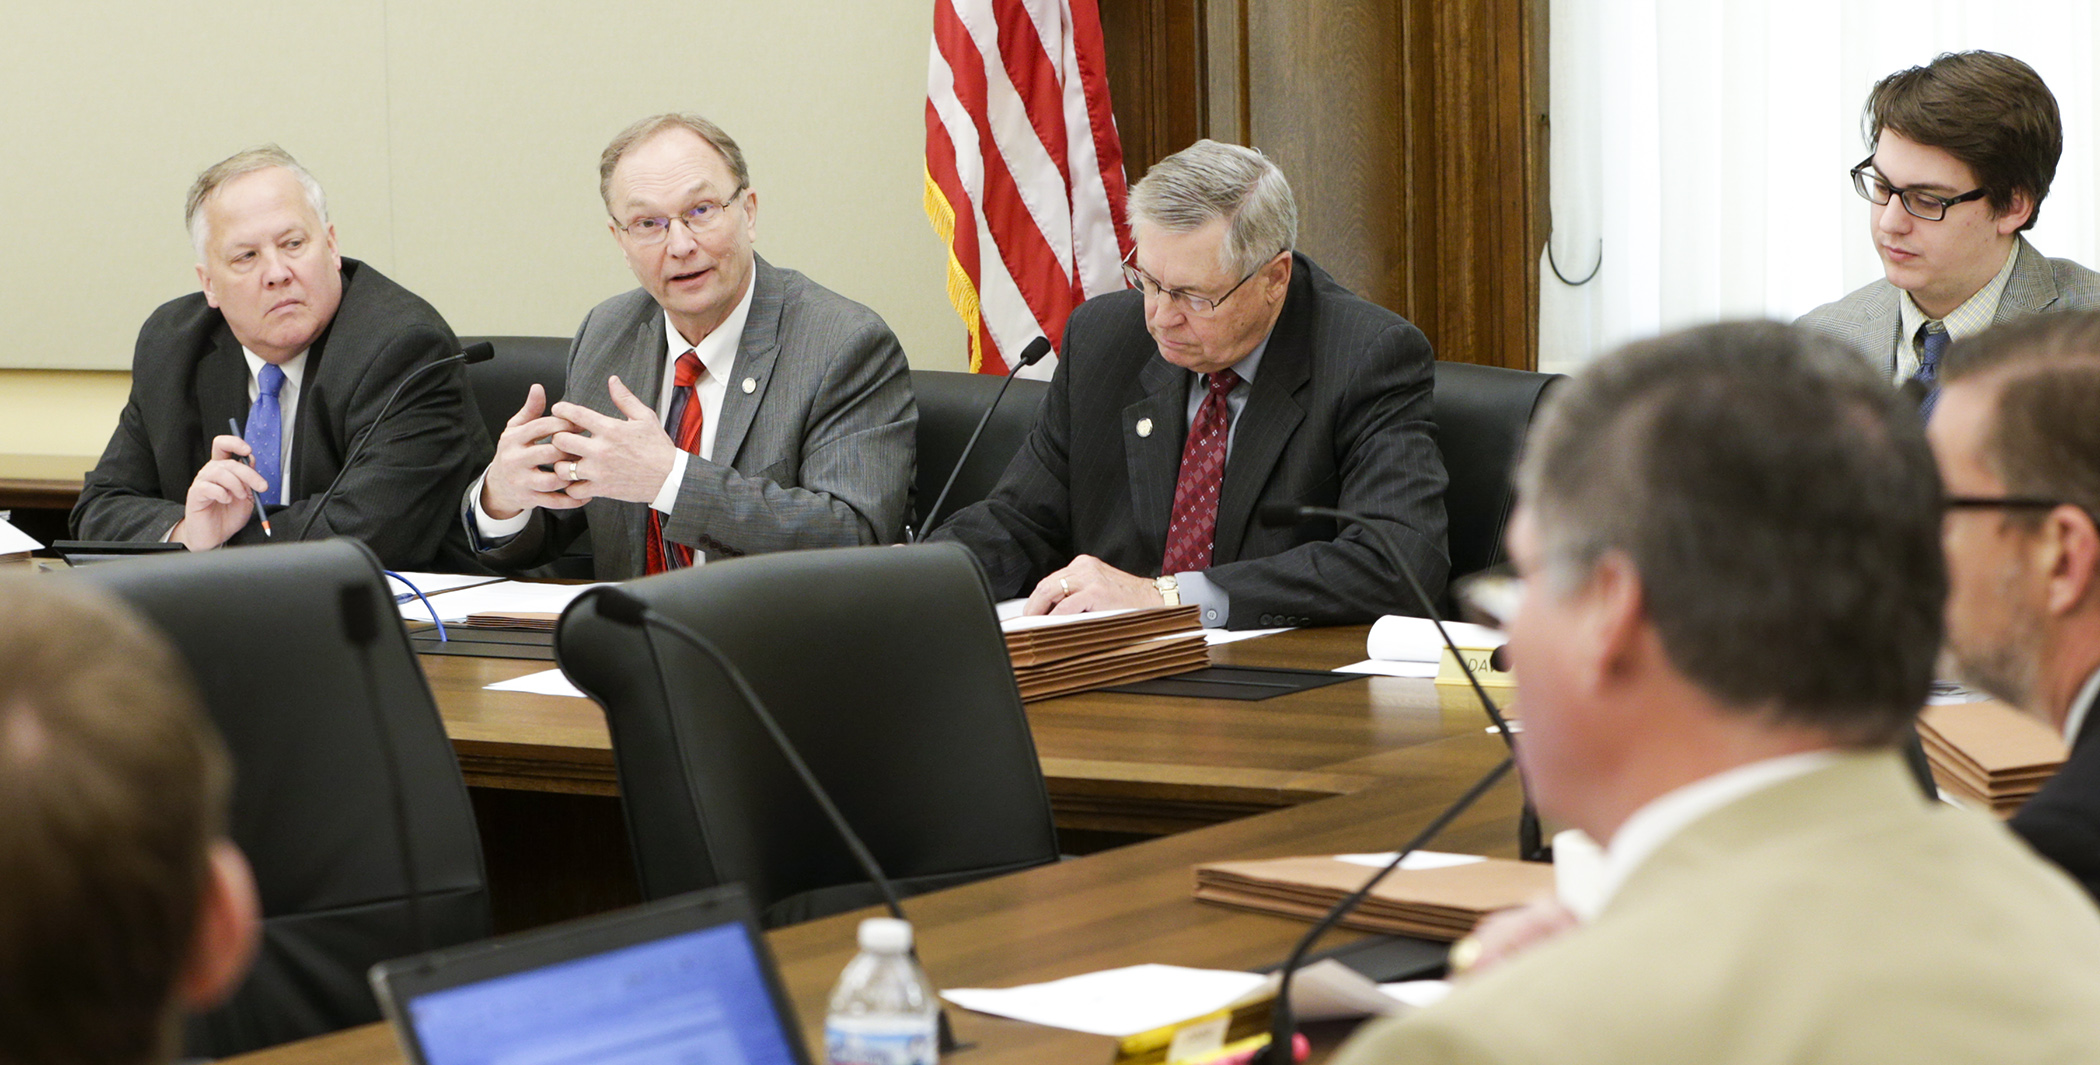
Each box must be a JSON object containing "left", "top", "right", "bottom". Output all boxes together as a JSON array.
[
  {"left": 1555, "top": 749, "right": 1843, "bottom": 919},
  {"left": 2064, "top": 667, "right": 2100, "bottom": 748},
  {"left": 241, "top": 347, "right": 309, "bottom": 391},
  {"left": 662, "top": 268, "right": 757, "bottom": 381}
]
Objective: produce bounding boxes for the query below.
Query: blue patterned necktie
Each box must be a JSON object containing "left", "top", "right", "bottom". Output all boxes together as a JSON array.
[
  {"left": 1915, "top": 322, "right": 1948, "bottom": 420},
  {"left": 246, "top": 363, "right": 286, "bottom": 506}
]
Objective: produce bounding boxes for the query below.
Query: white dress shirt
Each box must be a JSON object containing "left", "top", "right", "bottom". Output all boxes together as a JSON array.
[{"left": 241, "top": 346, "right": 308, "bottom": 498}]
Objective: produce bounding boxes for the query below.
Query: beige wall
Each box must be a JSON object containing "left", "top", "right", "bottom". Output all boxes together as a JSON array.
[{"left": 0, "top": 0, "right": 968, "bottom": 456}]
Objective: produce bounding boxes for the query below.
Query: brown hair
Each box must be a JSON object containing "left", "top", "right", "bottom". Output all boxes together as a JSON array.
[
  {"left": 598, "top": 113, "right": 750, "bottom": 212},
  {"left": 1864, "top": 51, "right": 2060, "bottom": 231},
  {"left": 1943, "top": 311, "right": 2100, "bottom": 523},
  {"left": 0, "top": 581, "right": 229, "bottom": 1065}
]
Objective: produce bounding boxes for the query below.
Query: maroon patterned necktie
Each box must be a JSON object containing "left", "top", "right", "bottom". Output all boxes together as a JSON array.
[
  {"left": 645, "top": 351, "right": 706, "bottom": 574},
  {"left": 1161, "top": 368, "right": 1241, "bottom": 575}
]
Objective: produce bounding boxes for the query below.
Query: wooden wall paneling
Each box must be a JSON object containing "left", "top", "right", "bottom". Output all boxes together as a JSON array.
[{"left": 1098, "top": 0, "right": 1208, "bottom": 180}]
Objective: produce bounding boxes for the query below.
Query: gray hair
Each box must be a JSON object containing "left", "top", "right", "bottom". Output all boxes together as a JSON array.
[
  {"left": 1128, "top": 139, "right": 1297, "bottom": 277},
  {"left": 599, "top": 113, "right": 750, "bottom": 212},
  {"left": 1515, "top": 320, "right": 1944, "bottom": 744},
  {"left": 185, "top": 145, "right": 329, "bottom": 261},
  {"left": 1943, "top": 310, "right": 2100, "bottom": 527}
]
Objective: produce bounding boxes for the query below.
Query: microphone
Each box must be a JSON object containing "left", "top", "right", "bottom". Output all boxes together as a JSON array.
[
  {"left": 293, "top": 342, "right": 496, "bottom": 541},
  {"left": 1252, "top": 502, "right": 1534, "bottom": 1065},
  {"left": 338, "top": 580, "right": 429, "bottom": 953},
  {"left": 586, "top": 586, "right": 965, "bottom": 1053},
  {"left": 909, "top": 335, "right": 1052, "bottom": 541}
]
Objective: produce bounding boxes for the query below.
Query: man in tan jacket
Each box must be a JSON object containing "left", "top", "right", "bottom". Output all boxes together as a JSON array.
[{"left": 1333, "top": 321, "right": 2100, "bottom": 1064}]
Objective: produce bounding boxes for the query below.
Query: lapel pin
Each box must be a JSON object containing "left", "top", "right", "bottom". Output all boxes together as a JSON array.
[
  {"left": 741, "top": 377, "right": 757, "bottom": 394},
  {"left": 1136, "top": 417, "right": 1153, "bottom": 438}
]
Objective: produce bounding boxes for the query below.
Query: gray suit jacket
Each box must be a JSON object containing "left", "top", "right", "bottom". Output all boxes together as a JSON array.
[
  {"left": 1797, "top": 235, "right": 2100, "bottom": 374},
  {"left": 73, "top": 259, "right": 490, "bottom": 570},
  {"left": 480, "top": 255, "right": 914, "bottom": 579},
  {"left": 929, "top": 253, "right": 1449, "bottom": 628},
  {"left": 1334, "top": 751, "right": 2100, "bottom": 1065}
]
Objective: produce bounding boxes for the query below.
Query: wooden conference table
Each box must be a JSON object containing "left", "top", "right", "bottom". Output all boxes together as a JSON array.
[
  {"left": 230, "top": 727, "right": 1527, "bottom": 1065},
  {"left": 428, "top": 624, "right": 1484, "bottom": 837}
]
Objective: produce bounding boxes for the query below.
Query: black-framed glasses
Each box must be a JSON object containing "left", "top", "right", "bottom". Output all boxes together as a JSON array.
[
  {"left": 1120, "top": 246, "right": 1282, "bottom": 317},
  {"left": 615, "top": 185, "right": 748, "bottom": 245},
  {"left": 1944, "top": 495, "right": 2069, "bottom": 512},
  {"left": 1850, "top": 156, "right": 1989, "bottom": 222}
]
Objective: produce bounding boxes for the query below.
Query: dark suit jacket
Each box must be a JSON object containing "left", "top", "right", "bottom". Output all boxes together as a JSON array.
[
  {"left": 72, "top": 259, "right": 491, "bottom": 571},
  {"left": 477, "top": 255, "right": 915, "bottom": 579},
  {"left": 2012, "top": 683, "right": 2100, "bottom": 907},
  {"left": 931, "top": 253, "right": 1449, "bottom": 628}
]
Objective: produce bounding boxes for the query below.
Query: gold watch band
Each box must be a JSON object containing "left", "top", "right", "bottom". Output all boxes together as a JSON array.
[{"left": 1154, "top": 575, "right": 1181, "bottom": 607}]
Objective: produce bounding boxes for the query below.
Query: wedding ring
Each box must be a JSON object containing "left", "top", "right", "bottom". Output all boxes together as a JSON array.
[
  {"left": 565, "top": 461, "right": 580, "bottom": 482},
  {"left": 1059, "top": 577, "right": 1071, "bottom": 596}
]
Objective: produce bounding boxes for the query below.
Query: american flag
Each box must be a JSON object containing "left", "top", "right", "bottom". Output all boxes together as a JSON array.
[{"left": 924, "top": 0, "right": 1132, "bottom": 377}]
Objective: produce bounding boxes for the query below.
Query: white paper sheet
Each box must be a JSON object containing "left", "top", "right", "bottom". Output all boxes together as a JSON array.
[
  {"left": 943, "top": 964, "right": 1268, "bottom": 1037},
  {"left": 386, "top": 571, "right": 502, "bottom": 601},
  {"left": 1365, "top": 615, "right": 1506, "bottom": 663},
  {"left": 1334, "top": 851, "right": 1489, "bottom": 871},
  {"left": 1332, "top": 659, "right": 1440, "bottom": 679},
  {"left": 999, "top": 606, "right": 1142, "bottom": 632},
  {"left": 1203, "top": 626, "right": 1291, "bottom": 646},
  {"left": 1378, "top": 980, "right": 1452, "bottom": 1010},
  {"left": 483, "top": 668, "right": 587, "bottom": 699},
  {"left": 0, "top": 517, "right": 42, "bottom": 555},
  {"left": 398, "top": 580, "right": 609, "bottom": 622}
]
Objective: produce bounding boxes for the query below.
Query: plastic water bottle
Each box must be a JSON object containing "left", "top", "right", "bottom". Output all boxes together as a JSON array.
[{"left": 826, "top": 917, "right": 938, "bottom": 1065}]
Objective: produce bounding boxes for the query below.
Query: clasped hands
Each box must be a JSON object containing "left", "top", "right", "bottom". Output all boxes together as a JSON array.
[{"left": 480, "top": 376, "right": 679, "bottom": 520}]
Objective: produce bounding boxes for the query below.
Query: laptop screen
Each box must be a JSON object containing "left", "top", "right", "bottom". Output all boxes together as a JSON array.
[{"left": 380, "top": 894, "right": 807, "bottom": 1065}]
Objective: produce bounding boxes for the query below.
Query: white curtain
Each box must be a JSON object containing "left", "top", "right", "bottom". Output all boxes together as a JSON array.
[{"left": 1540, "top": 0, "right": 2100, "bottom": 373}]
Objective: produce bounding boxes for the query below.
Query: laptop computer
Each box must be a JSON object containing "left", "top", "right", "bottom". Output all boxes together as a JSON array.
[{"left": 370, "top": 884, "right": 813, "bottom": 1065}]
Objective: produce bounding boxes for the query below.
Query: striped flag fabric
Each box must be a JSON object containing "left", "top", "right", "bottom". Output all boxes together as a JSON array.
[{"left": 925, "top": 0, "right": 1132, "bottom": 377}]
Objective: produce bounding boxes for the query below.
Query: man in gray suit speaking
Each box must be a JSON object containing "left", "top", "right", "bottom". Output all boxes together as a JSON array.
[
  {"left": 929, "top": 140, "right": 1448, "bottom": 629},
  {"left": 1798, "top": 52, "right": 2100, "bottom": 396},
  {"left": 469, "top": 114, "right": 915, "bottom": 577}
]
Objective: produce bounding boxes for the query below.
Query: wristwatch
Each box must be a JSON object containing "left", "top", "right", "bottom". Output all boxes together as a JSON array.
[{"left": 1154, "top": 574, "right": 1181, "bottom": 607}]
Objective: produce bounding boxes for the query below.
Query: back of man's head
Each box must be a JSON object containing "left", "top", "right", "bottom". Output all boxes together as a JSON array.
[
  {"left": 1865, "top": 50, "right": 2061, "bottom": 231},
  {"left": 1515, "top": 320, "right": 1944, "bottom": 744},
  {"left": 1942, "top": 311, "right": 2100, "bottom": 523},
  {"left": 0, "top": 582, "right": 236, "bottom": 1065}
]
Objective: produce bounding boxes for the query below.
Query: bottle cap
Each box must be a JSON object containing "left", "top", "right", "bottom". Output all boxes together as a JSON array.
[{"left": 857, "top": 917, "right": 913, "bottom": 953}]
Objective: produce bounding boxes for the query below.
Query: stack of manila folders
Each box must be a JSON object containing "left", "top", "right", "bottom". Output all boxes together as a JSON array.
[
  {"left": 999, "top": 604, "right": 1208, "bottom": 701},
  {"left": 1916, "top": 697, "right": 2067, "bottom": 817}
]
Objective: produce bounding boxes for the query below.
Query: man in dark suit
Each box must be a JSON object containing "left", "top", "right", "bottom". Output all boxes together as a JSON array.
[
  {"left": 929, "top": 140, "right": 1447, "bottom": 628},
  {"left": 1933, "top": 311, "right": 2100, "bottom": 904},
  {"left": 72, "top": 146, "right": 489, "bottom": 570},
  {"left": 1797, "top": 52, "right": 2100, "bottom": 388},
  {"left": 469, "top": 113, "right": 913, "bottom": 577}
]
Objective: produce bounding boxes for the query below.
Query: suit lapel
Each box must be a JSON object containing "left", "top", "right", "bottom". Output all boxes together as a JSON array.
[
  {"left": 1996, "top": 237, "right": 2061, "bottom": 319},
  {"left": 195, "top": 325, "right": 249, "bottom": 465},
  {"left": 1125, "top": 355, "right": 1190, "bottom": 566},
  {"left": 708, "top": 257, "right": 783, "bottom": 468},
  {"left": 1212, "top": 269, "right": 1311, "bottom": 563}
]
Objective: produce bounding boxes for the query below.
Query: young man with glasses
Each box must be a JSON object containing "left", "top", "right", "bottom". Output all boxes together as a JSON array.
[
  {"left": 469, "top": 113, "right": 914, "bottom": 576},
  {"left": 1930, "top": 311, "right": 2100, "bottom": 904},
  {"left": 1799, "top": 51, "right": 2100, "bottom": 398},
  {"left": 927, "top": 139, "right": 1448, "bottom": 628}
]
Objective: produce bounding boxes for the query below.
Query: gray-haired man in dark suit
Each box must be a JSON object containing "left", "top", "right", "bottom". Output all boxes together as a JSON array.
[
  {"left": 929, "top": 140, "right": 1448, "bottom": 629},
  {"left": 470, "top": 113, "right": 914, "bottom": 578}
]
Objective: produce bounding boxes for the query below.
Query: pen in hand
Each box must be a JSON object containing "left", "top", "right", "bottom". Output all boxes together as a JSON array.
[{"left": 227, "top": 417, "right": 274, "bottom": 538}]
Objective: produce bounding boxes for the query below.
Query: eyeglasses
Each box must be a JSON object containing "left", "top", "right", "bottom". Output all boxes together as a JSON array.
[
  {"left": 1944, "top": 495, "right": 2071, "bottom": 512},
  {"left": 615, "top": 186, "right": 747, "bottom": 245},
  {"left": 1850, "top": 156, "right": 1989, "bottom": 222},
  {"left": 1120, "top": 247, "right": 1282, "bottom": 317}
]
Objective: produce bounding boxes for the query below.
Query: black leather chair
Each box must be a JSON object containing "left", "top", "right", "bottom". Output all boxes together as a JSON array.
[
  {"left": 65, "top": 540, "right": 491, "bottom": 1057},
  {"left": 909, "top": 369, "right": 1049, "bottom": 535},
  {"left": 556, "top": 541, "right": 1059, "bottom": 926},
  {"left": 460, "top": 335, "right": 569, "bottom": 446},
  {"left": 460, "top": 335, "right": 592, "bottom": 576},
  {"left": 1431, "top": 361, "right": 1565, "bottom": 583}
]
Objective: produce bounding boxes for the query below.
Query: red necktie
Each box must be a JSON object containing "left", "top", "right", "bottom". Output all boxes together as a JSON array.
[
  {"left": 1160, "top": 368, "right": 1240, "bottom": 575},
  {"left": 645, "top": 351, "right": 706, "bottom": 574}
]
